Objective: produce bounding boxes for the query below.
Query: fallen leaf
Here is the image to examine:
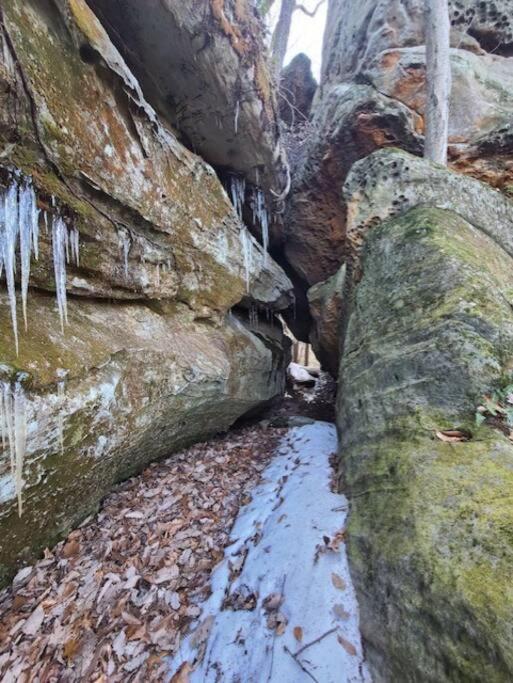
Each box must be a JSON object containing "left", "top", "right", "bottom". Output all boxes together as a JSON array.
[
  {"left": 262, "top": 592, "right": 283, "bottom": 612},
  {"left": 63, "top": 638, "right": 80, "bottom": 661},
  {"left": 331, "top": 573, "right": 346, "bottom": 591},
  {"left": 333, "top": 604, "right": 350, "bottom": 621},
  {"left": 293, "top": 626, "right": 303, "bottom": 642},
  {"left": 22, "top": 605, "right": 45, "bottom": 636},
  {"left": 170, "top": 661, "right": 193, "bottom": 683},
  {"left": 62, "top": 539, "right": 80, "bottom": 557},
  {"left": 337, "top": 635, "right": 357, "bottom": 656},
  {"left": 435, "top": 430, "right": 470, "bottom": 443}
]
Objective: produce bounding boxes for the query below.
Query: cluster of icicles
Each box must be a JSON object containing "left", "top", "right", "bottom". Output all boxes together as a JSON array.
[
  {"left": 0, "top": 172, "right": 78, "bottom": 517},
  {"left": 230, "top": 176, "right": 270, "bottom": 293},
  {"left": 0, "top": 172, "right": 80, "bottom": 355},
  {"left": 0, "top": 380, "right": 26, "bottom": 516}
]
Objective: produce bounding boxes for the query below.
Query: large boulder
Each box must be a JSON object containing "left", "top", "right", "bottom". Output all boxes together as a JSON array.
[
  {"left": 283, "top": 0, "right": 513, "bottom": 353},
  {"left": 0, "top": 0, "right": 291, "bottom": 311},
  {"left": 343, "top": 148, "right": 513, "bottom": 272},
  {"left": 0, "top": 0, "right": 293, "bottom": 584},
  {"left": 86, "top": 0, "right": 287, "bottom": 195},
  {"left": 337, "top": 168, "right": 513, "bottom": 678}
]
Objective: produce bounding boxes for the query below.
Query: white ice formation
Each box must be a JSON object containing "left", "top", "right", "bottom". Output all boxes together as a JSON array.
[{"left": 0, "top": 171, "right": 80, "bottom": 351}]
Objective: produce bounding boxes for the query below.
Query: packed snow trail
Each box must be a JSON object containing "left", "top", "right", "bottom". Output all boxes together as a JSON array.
[{"left": 171, "top": 422, "right": 370, "bottom": 682}]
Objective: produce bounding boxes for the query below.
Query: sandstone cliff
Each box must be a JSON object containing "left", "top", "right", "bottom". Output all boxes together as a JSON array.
[{"left": 0, "top": 0, "right": 291, "bottom": 584}]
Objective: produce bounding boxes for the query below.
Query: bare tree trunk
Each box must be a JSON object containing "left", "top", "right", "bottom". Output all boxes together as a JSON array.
[
  {"left": 271, "top": 0, "right": 296, "bottom": 76},
  {"left": 424, "top": 0, "right": 451, "bottom": 165}
]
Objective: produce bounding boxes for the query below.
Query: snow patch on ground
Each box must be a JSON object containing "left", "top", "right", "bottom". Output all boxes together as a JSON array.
[{"left": 170, "top": 422, "right": 371, "bottom": 682}]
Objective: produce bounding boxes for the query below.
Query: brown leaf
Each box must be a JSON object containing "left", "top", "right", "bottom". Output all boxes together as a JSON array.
[
  {"left": 337, "top": 635, "right": 357, "bottom": 656},
  {"left": 170, "top": 661, "right": 193, "bottom": 683},
  {"left": 435, "top": 430, "right": 470, "bottom": 443},
  {"left": 63, "top": 638, "right": 80, "bottom": 661},
  {"left": 333, "top": 604, "right": 350, "bottom": 621},
  {"left": 331, "top": 573, "right": 346, "bottom": 591},
  {"left": 62, "top": 540, "right": 80, "bottom": 558},
  {"left": 293, "top": 626, "right": 303, "bottom": 642}
]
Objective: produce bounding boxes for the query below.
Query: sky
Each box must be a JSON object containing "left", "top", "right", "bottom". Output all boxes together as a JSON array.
[{"left": 268, "top": 1, "right": 328, "bottom": 80}]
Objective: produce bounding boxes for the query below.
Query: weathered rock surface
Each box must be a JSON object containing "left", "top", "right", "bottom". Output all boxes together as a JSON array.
[
  {"left": 87, "top": 0, "right": 287, "bottom": 195},
  {"left": 284, "top": 85, "right": 422, "bottom": 287},
  {"left": 307, "top": 264, "right": 346, "bottom": 376},
  {"left": 0, "top": 0, "right": 293, "bottom": 583},
  {"left": 338, "top": 202, "right": 513, "bottom": 681},
  {"left": 0, "top": 297, "right": 287, "bottom": 585},
  {"left": 0, "top": 0, "right": 291, "bottom": 310},
  {"left": 344, "top": 148, "right": 513, "bottom": 272},
  {"left": 322, "top": 0, "right": 513, "bottom": 87},
  {"left": 364, "top": 47, "right": 513, "bottom": 189},
  {"left": 279, "top": 53, "right": 317, "bottom": 129},
  {"left": 283, "top": 0, "right": 513, "bottom": 364}
]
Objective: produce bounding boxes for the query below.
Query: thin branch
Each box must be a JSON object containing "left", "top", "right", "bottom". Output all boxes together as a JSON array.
[
  {"left": 283, "top": 645, "right": 319, "bottom": 683},
  {"left": 294, "top": 0, "right": 326, "bottom": 18},
  {"left": 294, "top": 627, "right": 338, "bottom": 656}
]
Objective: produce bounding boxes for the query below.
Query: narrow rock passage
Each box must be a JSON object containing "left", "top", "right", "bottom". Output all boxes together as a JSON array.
[{"left": 171, "top": 423, "right": 370, "bottom": 682}]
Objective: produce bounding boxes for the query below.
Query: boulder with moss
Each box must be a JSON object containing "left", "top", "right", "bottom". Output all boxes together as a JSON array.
[{"left": 338, "top": 199, "right": 513, "bottom": 680}]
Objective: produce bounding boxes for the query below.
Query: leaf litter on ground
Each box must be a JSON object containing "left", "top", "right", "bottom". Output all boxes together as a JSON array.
[{"left": 0, "top": 425, "right": 285, "bottom": 682}]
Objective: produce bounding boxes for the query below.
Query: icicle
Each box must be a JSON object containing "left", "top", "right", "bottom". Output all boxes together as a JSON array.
[
  {"left": 240, "top": 228, "right": 253, "bottom": 294},
  {"left": 43, "top": 211, "right": 49, "bottom": 235},
  {"left": 69, "top": 226, "right": 80, "bottom": 267},
  {"left": 18, "top": 177, "right": 39, "bottom": 330},
  {"left": 234, "top": 99, "right": 240, "bottom": 135},
  {"left": 253, "top": 189, "right": 269, "bottom": 265},
  {"left": 0, "top": 388, "right": 5, "bottom": 449},
  {"left": 57, "top": 380, "right": 65, "bottom": 454},
  {"left": 13, "top": 381, "right": 26, "bottom": 517},
  {"left": 52, "top": 215, "right": 68, "bottom": 331},
  {"left": 118, "top": 229, "right": 131, "bottom": 279},
  {"left": 230, "top": 176, "right": 246, "bottom": 222},
  {"left": 155, "top": 263, "right": 160, "bottom": 287},
  {"left": 1, "top": 181, "right": 20, "bottom": 354},
  {"left": 0, "top": 380, "right": 27, "bottom": 517}
]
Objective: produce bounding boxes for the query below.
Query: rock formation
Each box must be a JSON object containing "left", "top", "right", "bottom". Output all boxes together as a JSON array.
[
  {"left": 278, "top": 53, "right": 317, "bottom": 129},
  {"left": 287, "top": 0, "right": 513, "bottom": 365},
  {"left": 0, "top": 0, "right": 292, "bottom": 584},
  {"left": 286, "top": 0, "right": 513, "bottom": 678},
  {"left": 339, "top": 159, "right": 513, "bottom": 679}
]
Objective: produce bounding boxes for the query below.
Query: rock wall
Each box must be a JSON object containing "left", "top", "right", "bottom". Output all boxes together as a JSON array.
[
  {"left": 283, "top": 0, "right": 513, "bottom": 357},
  {"left": 0, "top": 0, "right": 292, "bottom": 584}
]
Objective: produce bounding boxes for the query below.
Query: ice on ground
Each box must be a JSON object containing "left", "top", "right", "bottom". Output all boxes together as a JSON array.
[
  {"left": 288, "top": 361, "right": 317, "bottom": 385},
  {"left": 170, "top": 422, "right": 370, "bottom": 683}
]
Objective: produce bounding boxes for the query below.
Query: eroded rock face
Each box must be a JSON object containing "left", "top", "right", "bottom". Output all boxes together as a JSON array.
[
  {"left": 0, "top": 0, "right": 291, "bottom": 311},
  {"left": 344, "top": 148, "right": 513, "bottom": 273},
  {"left": 322, "top": 0, "right": 513, "bottom": 86},
  {"left": 307, "top": 264, "right": 346, "bottom": 376},
  {"left": 338, "top": 203, "right": 513, "bottom": 681},
  {"left": 0, "top": 0, "right": 292, "bottom": 583},
  {"left": 279, "top": 53, "right": 317, "bottom": 129},
  {"left": 284, "top": 85, "right": 422, "bottom": 286},
  {"left": 86, "top": 0, "right": 287, "bottom": 195}
]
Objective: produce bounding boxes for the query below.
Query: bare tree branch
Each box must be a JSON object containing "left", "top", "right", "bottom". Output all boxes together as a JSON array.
[{"left": 294, "top": 0, "right": 326, "bottom": 18}]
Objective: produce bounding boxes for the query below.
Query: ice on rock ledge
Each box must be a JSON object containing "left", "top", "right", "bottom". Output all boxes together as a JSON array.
[
  {"left": 0, "top": 380, "right": 27, "bottom": 517},
  {"left": 0, "top": 171, "right": 80, "bottom": 351}
]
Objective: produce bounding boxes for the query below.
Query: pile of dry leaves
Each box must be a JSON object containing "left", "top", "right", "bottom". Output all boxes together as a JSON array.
[{"left": 0, "top": 425, "right": 284, "bottom": 682}]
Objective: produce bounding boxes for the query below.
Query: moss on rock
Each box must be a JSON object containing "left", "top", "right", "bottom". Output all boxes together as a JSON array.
[{"left": 338, "top": 206, "right": 513, "bottom": 680}]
